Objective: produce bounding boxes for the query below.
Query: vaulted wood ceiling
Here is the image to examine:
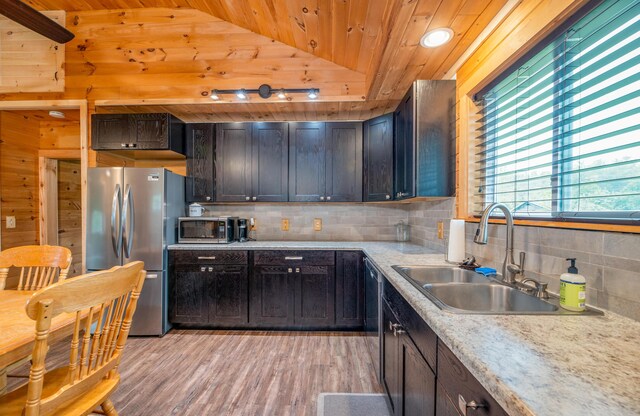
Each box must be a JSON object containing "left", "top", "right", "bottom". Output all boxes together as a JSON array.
[{"left": 14, "top": 0, "right": 507, "bottom": 121}]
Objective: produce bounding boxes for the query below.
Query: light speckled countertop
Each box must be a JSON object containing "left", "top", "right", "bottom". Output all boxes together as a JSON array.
[{"left": 169, "top": 241, "right": 640, "bottom": 416}]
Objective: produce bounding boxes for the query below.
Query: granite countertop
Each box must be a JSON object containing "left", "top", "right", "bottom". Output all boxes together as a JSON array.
[{"left": 168, "top": 241, "right": 640, "bottom": 416}]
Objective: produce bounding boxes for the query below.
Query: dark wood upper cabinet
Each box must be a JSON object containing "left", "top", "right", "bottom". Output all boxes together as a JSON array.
[
  {"left": 289, "top": 122, "right": 326, "bottom": 202},
  {"left": 185, "top": 123, "right": 215, "bottom": 203},
  {"left": 394, "top": 80, "right": 455, "bottom": 200},
  {"left": 325, "top": 122, "right": 363, "bottom": 202},
  {"left": 335, "top": 251, "right": 364, "bottom": 328},
  {"left": 289, "top": 122, "right": 362, "bottom": 202},
  {"left": 91, "top": 113, "right": 184, "bottom": 153},
  {"left": 215, "top": 123, "right": 252, "bottom": 202},
  {"left": 214, "top": 122, "right": 288, "bottom": 202},
  {"left": 364, "top": 113, "right": 394, "bottom": 202},
  {"left": 252, "top": 123, "right": 289, "bottom": 202}
]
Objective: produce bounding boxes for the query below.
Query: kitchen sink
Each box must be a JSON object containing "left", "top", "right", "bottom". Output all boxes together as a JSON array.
[{"left": 392, "top": 266, "right": 603, "bottom": 315}]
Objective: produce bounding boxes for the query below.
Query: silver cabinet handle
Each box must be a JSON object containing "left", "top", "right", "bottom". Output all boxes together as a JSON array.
[
  {"left": 197, "top": 256, "right": 216, "bottom": 260},
  {"left": 320, "top": 196, "right": 325, "bottom": 201},
  {"left": 121, "top": 143, "right": 127, "bottom": 147},
  {"left": 111, "top": 184, "right": 122, "bottom": 258},
  {"left": 326, "top": 196, "right": 331, "bottom": 201},
  {"left": 385, "top": 194, "right": 391, "bottom": 200},
  {"left": 288, "top": 268, "right": 293, "bottom": 273},
  {"left": 208, "top": 267, "right": 213, "bottom": 272},
  {"left": 284, "top": 256, "right": 303, "bottom": 260},
  {"left": 295, "top": 268, "right": 300, "bottom": 273},
  {"left": 252, "top": 196, "right": 257, "bottom": 201},
  {"left": 200, "top": 266, "right": 206, "bottom": 272},
  {"left": 206, "top": 196, "right": 211, "bottom": 201},
  {"left": 458, "top": 395, "right": 486, "bottom": 416},
  {"left": 245, "top": 196, "right": 250, "bottom": 201}
]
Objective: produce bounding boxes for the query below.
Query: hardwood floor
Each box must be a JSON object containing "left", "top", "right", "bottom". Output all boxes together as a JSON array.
[{"left": 9, "top": 330, "right": 382, "bottom": 415}]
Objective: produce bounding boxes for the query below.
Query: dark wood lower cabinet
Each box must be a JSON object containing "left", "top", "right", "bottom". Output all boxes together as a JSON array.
[
  {"left": 383, "top": 302, "right": 402, "bottom": 414},
  {"left": 208, "top": 265, "right": 249, "bottom": 326},
  {"left": 251, "top": 265, "right": 294, "bottom": 327},
  {"left": 335, "top": 251, "right": 365, "bottom": 328},
  {"left": 436, "top": 382, "right": 462, "bottom": 416},
  {"left": 294, "top": 265, "right": 335, "bottom": 327},
  {"left": 170, "top": 267, "right": 208, "bottom": 324}
]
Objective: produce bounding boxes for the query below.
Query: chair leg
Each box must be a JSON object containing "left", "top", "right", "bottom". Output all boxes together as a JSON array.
[{"left": 101, "top": 399, "right": 118, "bottom": 416}]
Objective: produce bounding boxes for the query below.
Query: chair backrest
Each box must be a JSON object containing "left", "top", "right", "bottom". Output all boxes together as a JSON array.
[
  {"left": 0, "top": 245, "right": 72, "bottom": 290},
  {"left": 22, "top": 261, "right": 146, "bottom": 416}
]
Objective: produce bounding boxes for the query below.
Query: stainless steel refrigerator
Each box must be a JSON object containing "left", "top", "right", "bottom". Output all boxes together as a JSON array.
[{"left": 86, "top": 167, "right": 184, "bottom": 336}]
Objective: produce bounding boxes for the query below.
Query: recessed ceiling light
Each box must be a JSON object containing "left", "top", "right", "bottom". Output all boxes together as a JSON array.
[
  {"left": 236, "top": 89, "right": 248, "bottom": 100},
  {"left": 307, "top": 89, "right": 318, "bottom": 99},
  {"left": 420, "top": 28, "right": 454, "bottom": 48},
  {"left": 48, "top": 110, "right": 65, "bottom": 119},
  {"left": 211, "top": 90, "right": 220, "bottom": 100}
]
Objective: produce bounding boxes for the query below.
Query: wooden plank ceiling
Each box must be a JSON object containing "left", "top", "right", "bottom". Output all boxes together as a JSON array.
[{"left": 16, "top": 0, "right": 507, "bottom": 121}]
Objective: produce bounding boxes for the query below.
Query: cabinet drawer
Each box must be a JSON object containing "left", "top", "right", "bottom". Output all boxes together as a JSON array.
[
  {"left": 253, "top": 250, "right": 335, "bottom": 266},
  {"left": 437, "top": 340, "right": 507, "bottom": 416},
  {"left": 171, "top": 250, "right": 248, "bottom": 265},
  {"left": 383, "top": 279, "right": 437, "bottom": 372}
]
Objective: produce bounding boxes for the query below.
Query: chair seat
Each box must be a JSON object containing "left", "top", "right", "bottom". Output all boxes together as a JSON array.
[{"left": 0, "top": 367, "right": 120, "bottom": 416}]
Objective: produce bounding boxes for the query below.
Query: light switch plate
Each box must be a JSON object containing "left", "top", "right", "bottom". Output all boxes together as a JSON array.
[
  {"left": 6, "top": 216, "right": 16, "bottom": 229},
  {"left": 313, "top": 218, "right": 322, "bottom": 231},
  {"left": 437, "top": 221, "right": 444, "bottom": 239},
  {"left": 281, "top": 218, "right": 290, "bottom": 231}
]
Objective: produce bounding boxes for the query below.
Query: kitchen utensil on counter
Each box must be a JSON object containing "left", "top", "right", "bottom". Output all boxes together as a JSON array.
[{"left": 189, "top": 203, "right": 206, "bottom": 217}]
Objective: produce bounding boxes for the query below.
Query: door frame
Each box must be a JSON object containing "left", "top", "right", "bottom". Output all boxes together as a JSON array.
[{"left": 0, "top": 100, "right": 88, "bottom": 272}]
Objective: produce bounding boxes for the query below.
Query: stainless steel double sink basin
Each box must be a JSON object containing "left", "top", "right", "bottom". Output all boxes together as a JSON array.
[{"left": 392, "top": 266, "right": 603, "bottom": 315}]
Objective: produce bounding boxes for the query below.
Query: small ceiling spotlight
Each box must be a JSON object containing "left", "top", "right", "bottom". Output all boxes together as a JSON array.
[
  {"left": 209, "top": 84, "right": 320, "bottom": 102},
  {"left": 420, "top": 27, "right": 454, "bottom": 48},
  {"left": 48, "top": 110, "right": 65, "bottom": 119}
]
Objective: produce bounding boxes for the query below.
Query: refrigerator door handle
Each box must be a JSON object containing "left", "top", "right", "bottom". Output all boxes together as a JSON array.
[
  {"left": 111, "top": 184, "right": 123, "bottom": 258},
  {"left": 122, "top": 184, "right": 135, "bottom": 259}
]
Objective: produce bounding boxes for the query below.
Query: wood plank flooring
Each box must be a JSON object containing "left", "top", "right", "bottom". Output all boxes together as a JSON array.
[{"left": 8, "top": 330, "right": 383, "bottom": 415}]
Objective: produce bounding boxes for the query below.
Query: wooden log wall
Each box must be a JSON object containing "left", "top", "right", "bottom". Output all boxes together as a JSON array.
[{"left": 57, "top": 160, "right": 82, "bottom": 276}]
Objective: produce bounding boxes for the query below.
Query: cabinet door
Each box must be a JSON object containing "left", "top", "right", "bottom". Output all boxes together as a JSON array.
[
  {"left": 185, "top": 124, "right": 215, "bottom": 203},
  {"left": 251, "top": 265, "right": 294, "bottom": 327},
  {"left": 394, "top": 91, "right": 415, "bottom": 199},
  {"left": 216, "top": 123, "right": 252, "bottom": 202},
  {"left": 169, "top": 267, "right": 208, "bottom": 324},
  {"left": 209, "top": 265, "right": 249, "bottom": 326},
  {"left": 401, "top": 334, "right": 436, "bottom": 416},
  {"left": 383, "top": 302, "right": 401, "bottom": 414},
  {"left": 91, "top": 114, "right": 130, "bottom": 150},
  {"left": 335, "top": 251, "right": 364, "bottom": 328},
  {"left": 294, "top": 265, "right": 335, "bottom": 327},
  {"left": 289, "top": 122, "right": 326, "bottom": 202},
  {"left": 325, "top": 122, "right": 363, "bottom": 202},
  {"left": 128, "top": 113, "right": 169, "bottom": 149},
  {"left": 436, "top": 382, "right": 462, "bottom": 416},
  {"left": 364, "top": 113, "right": 394, "bottom": 201},
  {"left": 252, "top": 123, "right": 289, "bottom": 202}
]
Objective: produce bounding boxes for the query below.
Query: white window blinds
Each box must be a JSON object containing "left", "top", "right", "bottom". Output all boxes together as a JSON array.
[{"left": 472, "top": 0, "right": 640, "bottom": 223}]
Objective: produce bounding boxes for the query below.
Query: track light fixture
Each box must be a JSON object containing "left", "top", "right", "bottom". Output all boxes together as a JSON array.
[{"left": 210, "top": 84, "right": 320, "bottom": 101}]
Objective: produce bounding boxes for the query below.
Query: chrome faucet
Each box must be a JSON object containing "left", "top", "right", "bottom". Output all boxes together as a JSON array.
[{"left": 473, "top": 203, "right": 523, "bottom": 284}]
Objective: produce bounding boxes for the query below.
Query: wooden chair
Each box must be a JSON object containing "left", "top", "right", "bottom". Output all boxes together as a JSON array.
[
  {"left": 0, "top": 245, "right": 73, "bottom": 291},
  {"left": 0, "top": 261, "right": 146, "bottom": 416}
]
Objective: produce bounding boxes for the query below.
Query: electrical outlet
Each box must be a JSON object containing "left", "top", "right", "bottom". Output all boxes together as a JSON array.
[
  {"left": 437, "top": 221, "right": 444, "bottom": 239},
  {"left": 313, "top": 218, "right": 322, "bottom": 231},
  {"left": 249, "top": 218, "right": 256, "bottom": 231},
  {"left": 281, "top": 218, "right": 290, "bottom": 231},
  {"left": 6, "top": 216, "right": 16, "bottom": 229}
]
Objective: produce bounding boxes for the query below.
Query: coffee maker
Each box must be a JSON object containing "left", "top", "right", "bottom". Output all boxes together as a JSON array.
[{"left": 236, "top": 218, "right": 249, "bottom": 242}]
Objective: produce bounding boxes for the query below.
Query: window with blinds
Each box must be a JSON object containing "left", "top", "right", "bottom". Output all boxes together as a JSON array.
[{"left": 472, "top": 0, "right": 640, "bottom": 223}]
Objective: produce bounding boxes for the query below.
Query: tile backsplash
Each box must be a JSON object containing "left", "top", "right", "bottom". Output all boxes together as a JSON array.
[
  {"left": 202, "top": 200, "right": 639, "bottom": 322},
  {"left": 202, "top": 203, "right": 408, "bottom": 241}
]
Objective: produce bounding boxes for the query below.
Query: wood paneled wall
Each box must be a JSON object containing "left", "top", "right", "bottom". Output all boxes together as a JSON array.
[
  {"left": 40, "top": 120, "right": 81, "bottom": 149},
  {"left": 57, "top": 160, "right": 82, "bottom": 276},
  {"left": 0, "top": 112, "right": 41, "bottom": 249}
]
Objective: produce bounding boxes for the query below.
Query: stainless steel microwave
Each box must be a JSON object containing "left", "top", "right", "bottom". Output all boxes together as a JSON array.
[{"left": 178, "top": 217, "right": 236, "bottom": 244}]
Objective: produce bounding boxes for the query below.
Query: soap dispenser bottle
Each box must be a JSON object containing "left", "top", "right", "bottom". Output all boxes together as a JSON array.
[{"left": 559, "top": 258, "right": 586, "bottom": 311}]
